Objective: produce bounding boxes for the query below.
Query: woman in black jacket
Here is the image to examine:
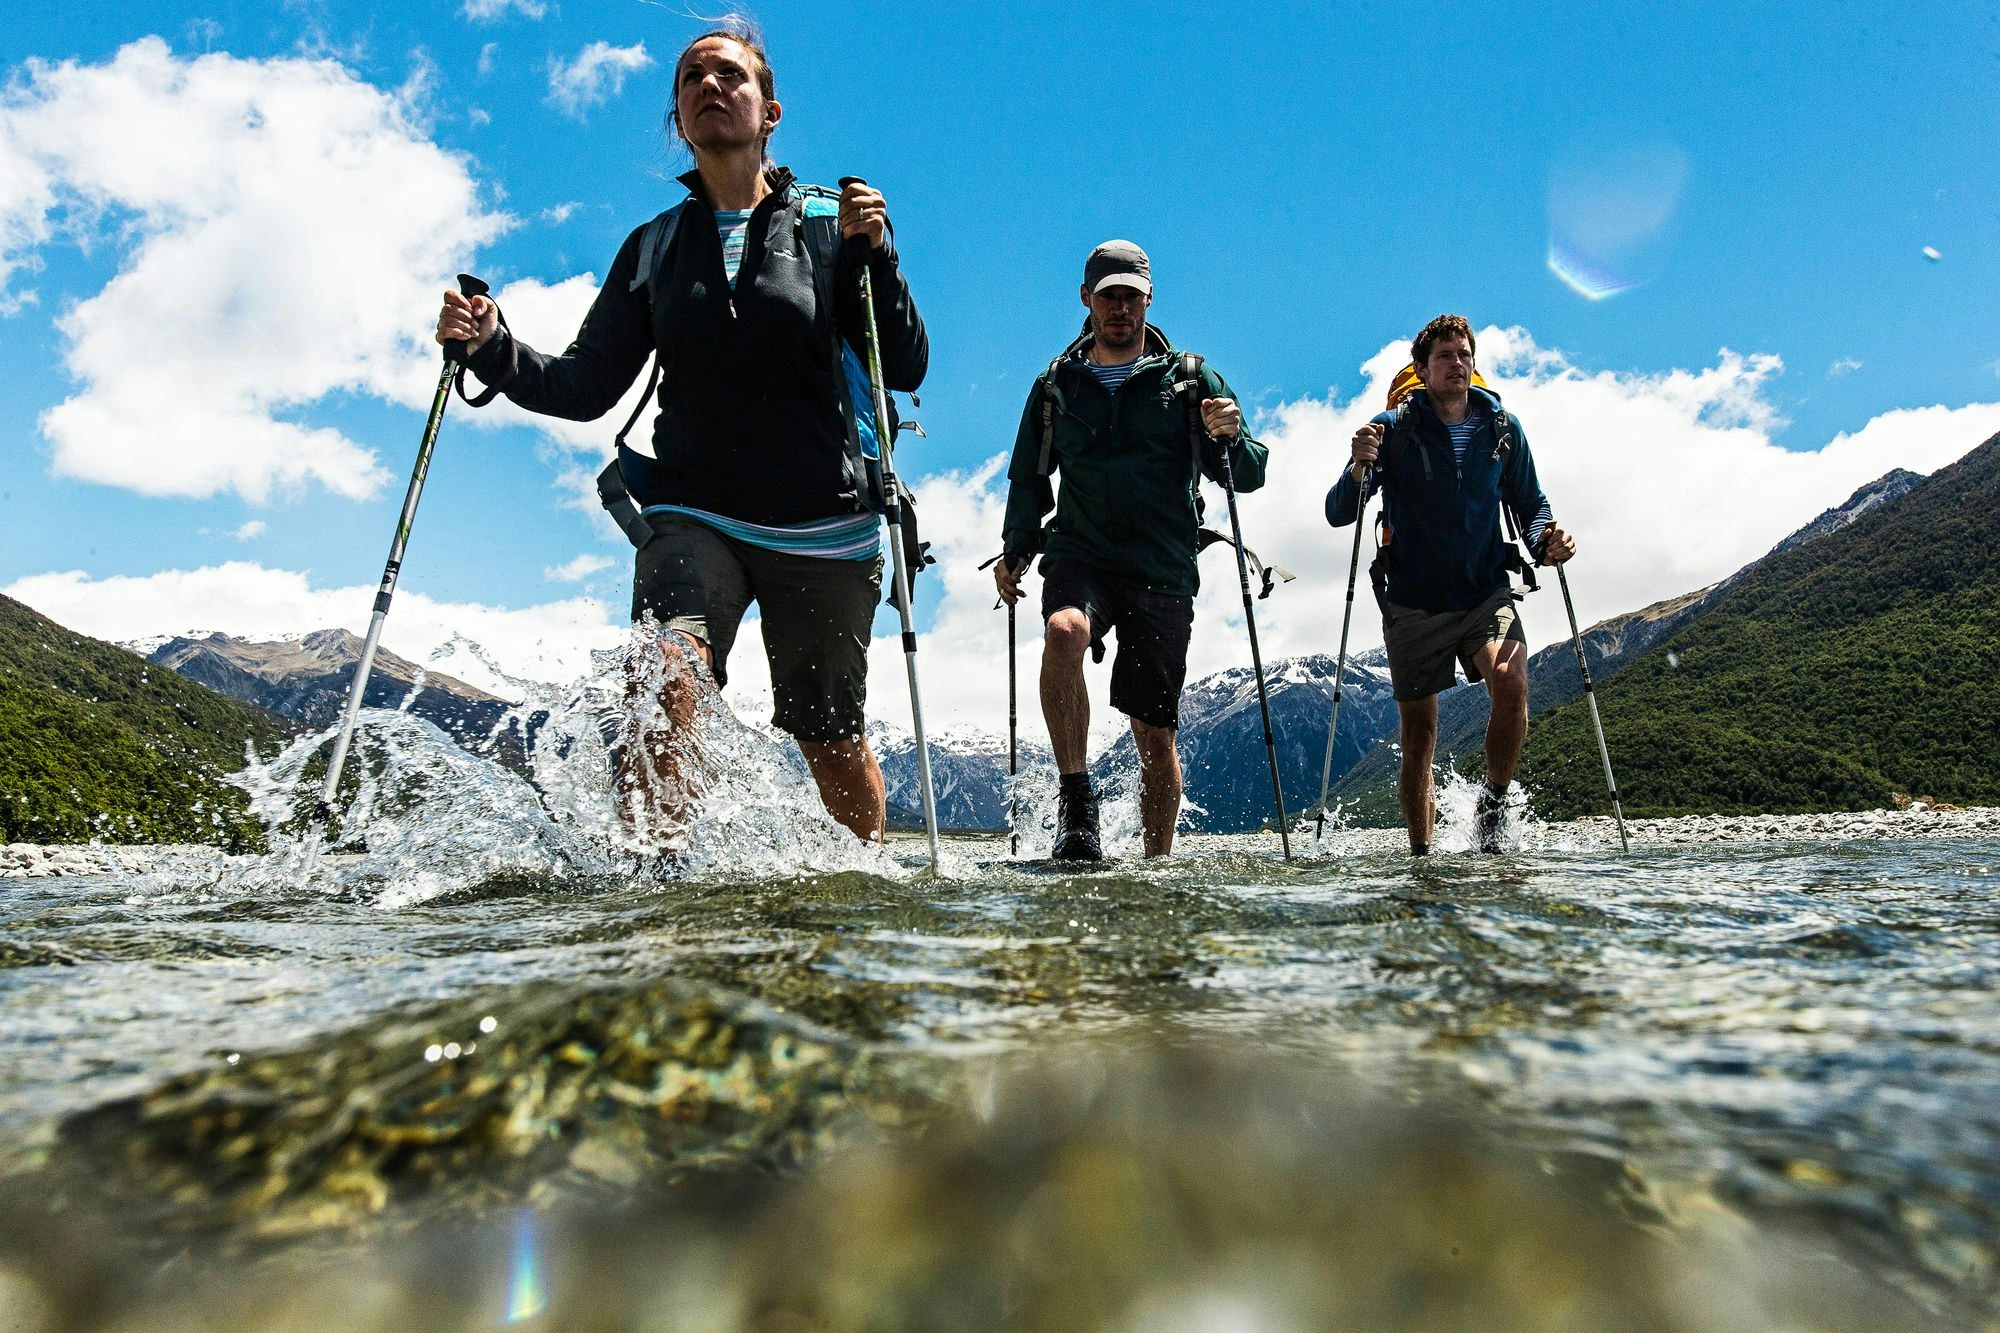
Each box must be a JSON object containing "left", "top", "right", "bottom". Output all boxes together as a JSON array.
[{"left": 436, "top": 19, "right": 927, "bottom": 850}]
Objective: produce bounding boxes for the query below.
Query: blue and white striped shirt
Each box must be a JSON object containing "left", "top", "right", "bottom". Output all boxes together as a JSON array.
[
  {"left": 714, "top": 208, "right": 754, "bottom": 288},
  {"left": 1082, "top": 355, "right": 1140, "bottom": 395}
]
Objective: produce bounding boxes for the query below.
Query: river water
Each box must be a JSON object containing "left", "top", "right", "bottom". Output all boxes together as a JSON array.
[{"left": 1, "top": 704, "right": 1996, "bottom": 1330}]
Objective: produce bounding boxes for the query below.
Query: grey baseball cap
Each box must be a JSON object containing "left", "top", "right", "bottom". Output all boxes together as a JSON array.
[{"left": 1084, "top": 239, "right": 1152, "bottom": 295}]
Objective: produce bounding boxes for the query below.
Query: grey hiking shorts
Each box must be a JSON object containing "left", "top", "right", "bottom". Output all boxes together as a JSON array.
[
  {"left": 1381, "top": 587, "right": 1524, "bottom": 702},
  {"left": 631, "top": 514, "right": 883, "bottom": 745}
]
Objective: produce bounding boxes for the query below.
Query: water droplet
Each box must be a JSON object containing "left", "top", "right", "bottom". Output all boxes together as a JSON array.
[
  {"left": 443, "top": 1042, "right": 462, "bottom": 1059},
  {"left": 479, "top": 1015, "right": 498, "bottom": 1033},
  {"left": 424, "top": 1044, "right": 443, "bottom": 1062}
]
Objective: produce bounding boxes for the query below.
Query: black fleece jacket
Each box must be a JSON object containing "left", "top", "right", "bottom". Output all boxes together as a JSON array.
[{"left": 465, "top": 167, "right": 928, "bottom": 525}]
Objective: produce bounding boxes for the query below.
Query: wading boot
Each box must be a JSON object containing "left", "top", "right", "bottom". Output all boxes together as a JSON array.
[
  {"left": 1051, "top": 775, "right": 1103, "bottom": 862},
  {"left": 1474, "top": 781, "right": 1505, "bottom": 854}
]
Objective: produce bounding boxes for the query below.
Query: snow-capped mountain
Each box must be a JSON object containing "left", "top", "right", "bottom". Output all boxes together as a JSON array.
[
  {"left": 1093, "top": 649, "right": 1399, "bottom": 833},
  {"left": 142, "top": 629, "right": 539, "bottom": 770},
  {"left": 870, "top": 722, "right": 1052, "bottom": 831}
]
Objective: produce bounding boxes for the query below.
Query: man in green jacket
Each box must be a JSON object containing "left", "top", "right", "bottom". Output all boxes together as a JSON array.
[{"left": 994, "top": 241, "right": 1268, "bottom": 860}]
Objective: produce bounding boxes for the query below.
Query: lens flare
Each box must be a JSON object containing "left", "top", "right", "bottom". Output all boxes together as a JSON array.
[
  {"left": 505, "top": 1211, "right": 547, "bottom": 1323},
  {"left": 1546, "top": 137, "right": 1689, "bottom": 301}
]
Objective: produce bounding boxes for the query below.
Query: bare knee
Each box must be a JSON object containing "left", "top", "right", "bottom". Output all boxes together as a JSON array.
[
  {"left": 1132, "top": 720, "right": 1179, "bottom": 773},
  {"left": 1044, "top": 609, "right": 1092, "bottom": 666}
]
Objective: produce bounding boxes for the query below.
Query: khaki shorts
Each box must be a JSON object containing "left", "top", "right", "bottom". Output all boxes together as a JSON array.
[
  {"left": 1381, "top": 588, "right": 1524, "bottom": 702},
  {"left": 631, "top": 514, "right": 883, "bottom": 744}
]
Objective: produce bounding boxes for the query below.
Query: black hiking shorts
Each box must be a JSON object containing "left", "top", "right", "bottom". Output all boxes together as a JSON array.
[
  {"left": 632, "top": 514, "right": 882, "bottom": 745},
  {"left": 1040, "top": 559, "right": 1195, "bottom": 731}
]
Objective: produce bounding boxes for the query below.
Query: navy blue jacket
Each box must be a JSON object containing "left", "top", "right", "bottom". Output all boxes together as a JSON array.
[{"left": 1325, "top": 386, "right": 1549, "bottom": 613}]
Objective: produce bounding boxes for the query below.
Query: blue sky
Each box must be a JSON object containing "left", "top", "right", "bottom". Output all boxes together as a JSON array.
[{"left": 3, "top": 0, "right": 1997, "bottom": 734}]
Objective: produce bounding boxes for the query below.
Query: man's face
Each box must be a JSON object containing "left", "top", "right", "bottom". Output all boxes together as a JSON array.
[
  {"left": 1081, "top": 283, "right": 1150, "bottom": 353},
  {"left": 1418, "top": 334, "right": 1476, "bottom": 396}
]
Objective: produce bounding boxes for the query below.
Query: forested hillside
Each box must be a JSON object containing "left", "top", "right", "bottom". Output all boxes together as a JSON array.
[
  {"left": 0, "top": 596, "right": 292, "bottom": 848},
  {"left": 1524, "top": 433, "right": 2000, "bottom": 817}
]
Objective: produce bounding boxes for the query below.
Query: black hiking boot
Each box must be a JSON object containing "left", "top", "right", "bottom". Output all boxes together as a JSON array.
[
  {"left": 1051, "top": 777, "right": 1103, "bottom": 862},
  {"left": 1474, "top": 782, "right": 1506, "bottom": 854}
]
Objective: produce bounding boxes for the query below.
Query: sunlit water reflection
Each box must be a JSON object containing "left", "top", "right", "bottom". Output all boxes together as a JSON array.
[{"left": 1, "top": 671, "right": 1995, "bottom": 1325}]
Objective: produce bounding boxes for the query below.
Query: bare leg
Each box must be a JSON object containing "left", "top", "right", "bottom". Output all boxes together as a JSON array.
[
  {"left": 1041, "top": 608, "right": 1093, "bottom": 775},
  {"left": 616, "top": 630, "right": 713, "bottom": 846},
  {"left": 798, "top": 734, "right": 887, "bottom": 843},
  {"left": 1474, "top": 638, "right": 1530, "bottom": 788},
  {"left": 1397, "top": 694, "right": 1439, "bottom": 852},
  {"left": 1130, "top": 718, "right": 1182, "bottom": 857}
]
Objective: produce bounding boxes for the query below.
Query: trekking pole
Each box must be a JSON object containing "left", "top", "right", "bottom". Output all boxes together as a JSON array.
[
  {"left": 1314, "top": 467, "right": 1372, "bottom": 840},
  {"left": 1215, "top": 438, "right": 1292, "bottom": 860},
  {"left": 316, "top": 274, "right": 489, "bottom": 826},
  {"left": 1007, "top": 597, "right": 1019, "bottom": 858},
  {"left": 1553, "top": 554, "right": 1630, "bottom": 853},
  {"left": 839, "top": 178, "right": 941, "bottom": 870}
]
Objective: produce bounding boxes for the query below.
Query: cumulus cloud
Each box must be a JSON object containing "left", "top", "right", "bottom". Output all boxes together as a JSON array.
[
  {"left": 545, "top": 41, "right": 652, "bottom": 120},
  {"left": 874, "top": 330, "right": 2000, "bottom": 740},
  {"left": 234, "top": 520, "right": 267, "bottom": 541},
  {"left": 461, "top": 0, "right": 546, "bottom": 21},
  {"left": 5, "top": 563, "right": 622, "bottom": 698},
  {"left": 540, "top": 201, "right": 578, "bottom": 226},
  {"left": 0, "top": 39, "right": 513, "bottom": 504},
  {"left": 13, "top": 331, "right": 1998, "bottom": 745},
  {"left": 1829, "top": 357, "right": 1863, "bottom": 377},
  {"left": 545, "top": 552, "right": 615, "bottom": 582}
]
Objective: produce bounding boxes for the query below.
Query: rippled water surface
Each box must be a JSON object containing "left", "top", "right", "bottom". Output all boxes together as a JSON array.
[{"left": 2, "top": 712, "right": 1996, "bottom": 1328}]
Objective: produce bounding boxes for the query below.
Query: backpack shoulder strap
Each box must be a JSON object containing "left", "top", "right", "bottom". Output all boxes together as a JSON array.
[
  {"left": 1036, "top": 357, "right": 1069, "bottom": 478},
  {"left": 1176, "top": 350, "right": 1207, "bottom": 478},
  {"left": 630, "top": 198, "right": 690, "bottom": 300},
  {"left": 1380, "top": 398, "right": 1428, "bottom": 481}
]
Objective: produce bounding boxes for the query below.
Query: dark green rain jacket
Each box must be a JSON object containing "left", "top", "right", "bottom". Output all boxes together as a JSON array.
[{"left": 1001, "top": 325, "right": 1267, "bottom": 596}]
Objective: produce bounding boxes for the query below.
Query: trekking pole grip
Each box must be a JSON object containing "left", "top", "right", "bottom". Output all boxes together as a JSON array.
[
  {"left": 835, "top": 176, "right": 874, "bottom": 264},
  {"left": 444, "top": 273, "right": 490, "bottom": 366}
]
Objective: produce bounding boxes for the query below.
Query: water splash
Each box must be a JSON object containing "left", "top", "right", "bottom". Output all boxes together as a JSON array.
[{"left": 212, "top": 622, "right": 906, "bottom": 905}]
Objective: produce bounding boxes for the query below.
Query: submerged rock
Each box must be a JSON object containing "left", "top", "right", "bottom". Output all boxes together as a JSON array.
[
  {"left": 1, "top": 1044, "right": 1942, "bottom": 1330},
  {"left": 45, "top": 976, "right": 923, "bottom": 1248}
]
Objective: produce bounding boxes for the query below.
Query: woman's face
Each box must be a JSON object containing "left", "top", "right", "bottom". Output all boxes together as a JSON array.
[{"left": 674, "top": 37, "right": 777, "bottom": 156}]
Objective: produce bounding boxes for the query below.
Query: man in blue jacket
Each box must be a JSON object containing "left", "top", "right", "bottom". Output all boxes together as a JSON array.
[{"left": 1325, "top": 315, "right": 1574, "bottom": 854}]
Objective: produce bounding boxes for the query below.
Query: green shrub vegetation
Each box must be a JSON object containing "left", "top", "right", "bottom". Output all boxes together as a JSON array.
[
  {"left": 0, "top": 596, "right": 294, "bottom": 849},
  {"left": 1521, "top": 431, "right": 2000, "bottom": 818}
]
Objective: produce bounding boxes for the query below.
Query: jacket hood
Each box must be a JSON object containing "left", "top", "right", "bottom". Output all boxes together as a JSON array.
[{"left": 1406, "top": 383, "right": 1505, "bottom": 419}]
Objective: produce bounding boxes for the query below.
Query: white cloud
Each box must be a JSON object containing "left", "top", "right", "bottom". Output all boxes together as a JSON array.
[
  {"left": 1190, "top": 328, "right": 2000, "bottom": 678},
  {"left": 0, "top": 39, "right": 514, "bottom": 504},
  {"left": 545, "top": 552, "right": 614, "bottom": 582},
  {"left": 468, "top": 106, "right": 492, "bottom": 128},
  {"left": 14, "top": 331, "right": 1997, "bottom": 746},
  {"left": 234, "top": 520, "right": 267, "bottom": 541},
  {"left": 477, "top": 42, "right": 500, "bottom": 76},
  {"left": 5, "top": 562, "right": 622, "bottom": 697},
  {"left": 461, "top": 0, "right": 547, "bottom": 21},
  {"left": 545, "top": 41, "right": 651, "bottom": 121},
  {"left": 1829, "top": 357, "right": 1863, "bottom": 377},
  {"left": 540, "top": 201, "right": 578, "bottom": 226}
]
